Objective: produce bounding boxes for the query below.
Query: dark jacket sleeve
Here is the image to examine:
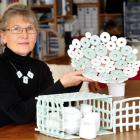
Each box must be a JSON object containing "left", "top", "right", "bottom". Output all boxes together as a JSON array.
[{"left": 39, "top": 63, "right": 82, "bottom": 95}]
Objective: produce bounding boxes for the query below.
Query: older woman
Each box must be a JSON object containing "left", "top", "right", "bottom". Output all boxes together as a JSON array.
[{"left": 0, "top": 3, "right": 91, "bottom": 127}]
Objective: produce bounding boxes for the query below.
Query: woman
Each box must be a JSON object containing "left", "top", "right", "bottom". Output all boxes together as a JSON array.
[{"left": 0, "top": 3, "right": 91, "bottom": 127}]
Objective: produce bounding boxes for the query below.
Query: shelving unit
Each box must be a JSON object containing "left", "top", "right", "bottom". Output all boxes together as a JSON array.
[
  {"left": 0, "top": 0, "right": 125, "bottom": 63},
  {"left": 30, "top": 0, "right": 73, "bottom": 32},
  {"left": 30, "top": 0, "right": 57, "bottom": 31},
  {"left": 0, "top": 0, "right": 124, "bottom": 36},
  {"left": 74, "top": 0, "right": 123, "bottom": 36},
  {"left": 30, "top": 1, "right": 74, "bottom": 61},
  {"left": 76, "top": 1, "right": 100, "bottom": 35}
]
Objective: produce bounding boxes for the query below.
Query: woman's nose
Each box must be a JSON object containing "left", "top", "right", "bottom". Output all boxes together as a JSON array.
[{"left": 21, "top": 29, "right": 28, "bottom": 38}]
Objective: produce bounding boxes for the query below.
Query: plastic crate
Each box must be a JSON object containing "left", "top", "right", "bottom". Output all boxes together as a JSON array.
[
  {"left": 35, "top": 92, "right": 113, "bottom": 139},
  {"left": 35, "top": 92, "right": 140, "bottom": 139}
]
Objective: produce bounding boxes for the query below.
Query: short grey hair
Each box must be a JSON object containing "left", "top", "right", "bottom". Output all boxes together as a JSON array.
[{"left": 0, "top": 3, "right": 39, "bottom": 31}]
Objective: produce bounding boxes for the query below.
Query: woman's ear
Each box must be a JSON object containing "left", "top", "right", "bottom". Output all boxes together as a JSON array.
[{"left": 0, "top": 32, "right": 7, "bottom": 44}]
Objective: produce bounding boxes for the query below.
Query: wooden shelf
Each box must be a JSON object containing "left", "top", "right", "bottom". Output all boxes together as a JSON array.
[
  {"left": 100, "top": 13, "right": 122, "bottom": 17},
  {"left": 57, "top": 15, "right": 73, "bottom": 19},
  {"left": 39, "top": 19, "right": 54, "bottom": 24},
  {"left": 31, "top": 5, "right": 53, "bottom": 9},
  {"left": 76, "top": 3, "right": 99, "bottom": 7}
]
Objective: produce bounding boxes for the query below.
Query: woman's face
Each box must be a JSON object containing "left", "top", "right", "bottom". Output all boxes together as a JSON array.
[{"left": 1, "top": 15, "right": 37, "bottom": 56}]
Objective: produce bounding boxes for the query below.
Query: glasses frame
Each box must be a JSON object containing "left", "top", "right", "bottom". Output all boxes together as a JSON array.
[{"left": 5, "top": 25, "right": 37, "bottom": 34}]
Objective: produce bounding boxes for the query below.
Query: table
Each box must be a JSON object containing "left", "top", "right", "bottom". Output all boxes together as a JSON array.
[
  {"left": 0, "top": 123, "right": 140, "bottom": 140},
  {"left": 0, "top": 80, "right": 139, "bottom": 140}
]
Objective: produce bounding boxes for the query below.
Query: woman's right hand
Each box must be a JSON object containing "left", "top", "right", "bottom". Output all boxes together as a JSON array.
[{"left": 60, "top": 70, "right": 93, "bottom": 88}]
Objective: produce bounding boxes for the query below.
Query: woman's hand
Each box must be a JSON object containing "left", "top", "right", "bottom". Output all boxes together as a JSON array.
[{"left": 60, "top": 70, "right": 93, "bottom": 88}]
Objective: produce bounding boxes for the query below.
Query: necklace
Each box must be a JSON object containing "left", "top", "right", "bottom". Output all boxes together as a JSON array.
[{"left": 9, "top": 61, "right": 34, "bottom": 84}]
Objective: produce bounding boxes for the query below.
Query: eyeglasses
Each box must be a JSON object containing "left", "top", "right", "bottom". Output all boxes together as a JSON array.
[{"left": 5, "top": 25, "right": 36, "bottom": 34}]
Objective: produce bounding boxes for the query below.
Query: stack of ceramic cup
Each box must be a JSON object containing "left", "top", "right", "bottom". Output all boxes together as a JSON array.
[
  {"left": 79, "top": 104, "right": 100, "bottom": 139},
  {"left": 62, "top": 104, "right": 100, "bottom": 139}
]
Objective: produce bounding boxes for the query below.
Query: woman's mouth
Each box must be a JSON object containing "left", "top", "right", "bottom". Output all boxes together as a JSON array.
[{"left": 18, "top": 42, "right": 29, "bottom": 46}]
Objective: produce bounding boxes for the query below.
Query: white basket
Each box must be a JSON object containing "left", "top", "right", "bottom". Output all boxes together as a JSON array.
[
  {"left": 112, "top": 97, "right": 140, "bottom": 133},
  {"left": 35, "top": 92, "right": 113, "bottom": 139},
  {"left": 35, "top": 92, "right": 140, "bottom": 139}
]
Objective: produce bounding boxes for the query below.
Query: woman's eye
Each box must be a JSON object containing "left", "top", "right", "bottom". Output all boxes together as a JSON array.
[
  {"left": 13, "top": 27, "right": 20, "bottom": 31},
  {"left": 28, "top": 27, "right": 33, "bottom": 30}
]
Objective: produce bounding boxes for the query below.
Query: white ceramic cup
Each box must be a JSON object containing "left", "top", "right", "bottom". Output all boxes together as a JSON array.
[
  {"left": 64, "top": 120, "right": 80, "bottom": 135},
  {"left": 84, "top": 112, "right": 100, "bottom": 132},
  {"left": 45, "top": 119, "right": 61, "bottom": 130},
  {"left": 62, "top": 107, "right": 82, "bottom": 121},
  {"left": 79, "top": 117, "right": 97, "bottom": 139},
  {"left": 107, "top": 82, "right": 126, "bottom": 97},
  {"left": 80, "top": 104, "right": 93, "bottom": 117},
  {"left": 62, "top": 107, "right": 82, "bottom": 134}
]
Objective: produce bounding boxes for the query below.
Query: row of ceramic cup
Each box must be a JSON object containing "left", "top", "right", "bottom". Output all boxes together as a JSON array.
[
  {"left": 79, "top": 104, "right": 100, "bottom": 139},
  {"left": 45, "top": 104, "right": 100, "bottom": 139},
  {"left": 63, "top": 104, "right": 100, "bottom": 139}
]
